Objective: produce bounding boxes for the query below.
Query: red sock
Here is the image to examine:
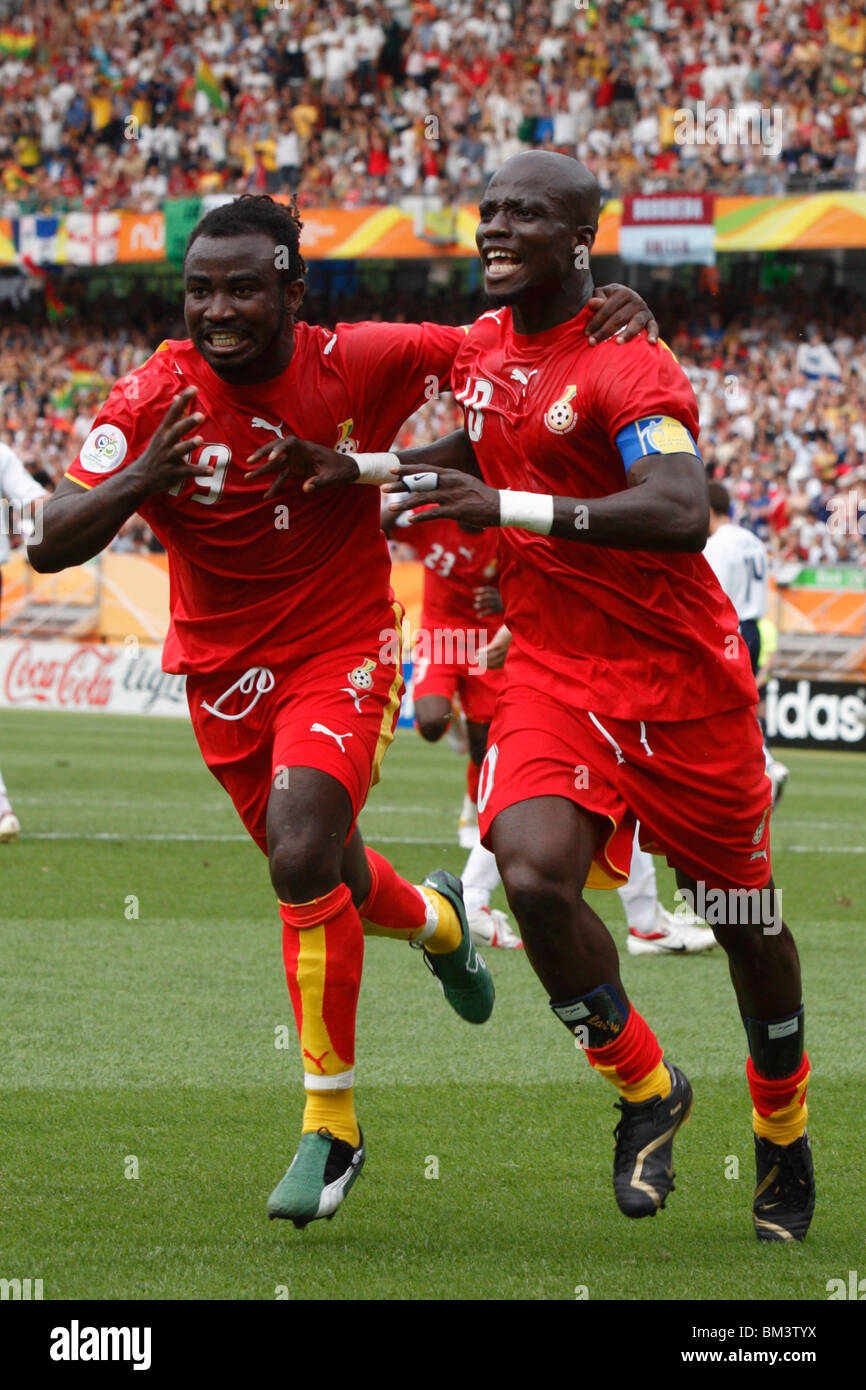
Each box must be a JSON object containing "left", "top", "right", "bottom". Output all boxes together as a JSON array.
[
  {"left": 280, "top": 883, "right": 363, "bottom": 1074},
  {"left": 359, "top": 847, "right": 427, "bottom": 937},
  {"left": 466, "top": 760, "right": 480, "bottom": 802},
  {"left": 584, "top": 1009, "right": 670, "bottom": 1101},
  {"left": 747, "top": 1053, "right": 810, "bottom": 1144}
]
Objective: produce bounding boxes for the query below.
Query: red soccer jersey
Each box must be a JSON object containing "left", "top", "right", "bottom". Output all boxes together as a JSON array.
[
  {"left": 66, "top": 321, "right": 464, "bottom": 675},
  {"left": 452, "top": 305, "right": 756, "bottom": 721},
  {"left": 409, "top": 515, "right": 499, "bottom": 629}
]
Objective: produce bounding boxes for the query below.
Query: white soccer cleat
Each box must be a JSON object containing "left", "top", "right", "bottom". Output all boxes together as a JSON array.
[
  {"left": 627, "top": 903, "right": 717, "bottom": 955},
  {"left": 767, "top": 759, "right": 789, "bottom": 807},
  {"left": 468, "top": 906, "right": 523, "bottom": 949},
  {"left": 0, "top": 812, "right": 20, "bottom": 842},
  {"left": 457, "top": 792, "right": 480, "bottom": 848}
]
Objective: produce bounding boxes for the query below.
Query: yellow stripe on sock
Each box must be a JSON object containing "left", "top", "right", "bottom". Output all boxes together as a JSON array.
[
  {"left": 753, "top": 1083, "right": 809, "bottom": 1146},
  {"left": 294, "top": 924, "right": 355, "bottom": 1078},
  {"left": 360, "top": 917, "right": 417, "bottom": 941},
  {"left": 593, "top": 1055, "right": 672, "bottom": 1103},
  {"left": 303, "top": 1087, "right": 360, "bottom": 1147}
]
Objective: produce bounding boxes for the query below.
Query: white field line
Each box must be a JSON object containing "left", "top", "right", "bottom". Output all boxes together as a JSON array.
[{"left": 16, "top": 832, "right": 866, "bottom": 851}]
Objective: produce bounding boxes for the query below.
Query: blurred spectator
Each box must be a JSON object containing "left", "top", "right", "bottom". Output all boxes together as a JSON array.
[{"left": 4, "top": 0, "right": 866, "bottom": 217}]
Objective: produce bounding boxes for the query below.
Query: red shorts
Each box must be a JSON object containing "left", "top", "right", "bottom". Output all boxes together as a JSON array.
[
  {"left": 412, "top": 623, "right": 503, "bottom": 725},
  {"left": 186, "top": 614, "right": 403, "bottom": 854},
  {"left": 477, "top": 683, "right": 773, "bottom": 892}
]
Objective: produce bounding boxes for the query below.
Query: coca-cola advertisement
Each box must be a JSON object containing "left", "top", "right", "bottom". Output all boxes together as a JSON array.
[{"left": 0, "top": 638, "right": 188, "bottom": 717}]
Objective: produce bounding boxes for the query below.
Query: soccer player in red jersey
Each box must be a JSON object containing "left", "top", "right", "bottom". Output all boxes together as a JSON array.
[
  {"left": 283, "top": 156, "right": 814, "bottom": 1241},
  {"left": 29, "top": 197, "right": 497, "bottom": 1228},
  {"left": 30, "top": 194, "right": 654, "bottom": 1230}
]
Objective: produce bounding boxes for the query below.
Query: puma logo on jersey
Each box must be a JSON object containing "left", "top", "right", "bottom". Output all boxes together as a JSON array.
[
  {"left": 251, "top": 416, "right": 284, "bottom": 438},
  {"left": 340, "top": 686, "right": 369, "bottom": 714},
  {"left": 510, "top": 367, "right": 539, "bottom": 394},
  {"left": 310, "top": 723, "right": 353, "bottom": 753}
]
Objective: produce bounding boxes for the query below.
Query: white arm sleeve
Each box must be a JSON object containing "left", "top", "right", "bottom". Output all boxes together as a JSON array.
[{"left": 0, "top": 444, "right": 46, "bottom": 506}]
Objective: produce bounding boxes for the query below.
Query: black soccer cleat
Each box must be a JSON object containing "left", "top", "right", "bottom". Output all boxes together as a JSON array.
[
  {"left": 612, "top": 1063, "right": 693, "bottom": 1218},
  {"left": 753, "top": 1131, "right": 815, "bottom": 1242}
]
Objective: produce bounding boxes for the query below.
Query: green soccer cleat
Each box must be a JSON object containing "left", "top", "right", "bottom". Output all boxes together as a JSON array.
[
  {"left": 413, "top": 869, "right": 495, "bottom": 1024},
  {"left": 267, "top": 1127, "right": 365, "bottom": 1229},
  {"left": 612, "top": 1062, "right": 693, "bottom": 1217},
  {"left": 753, "top": 1131, "right": 815, "bottom": 1242}
]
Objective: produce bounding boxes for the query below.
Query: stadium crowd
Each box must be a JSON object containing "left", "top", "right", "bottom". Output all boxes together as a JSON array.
[
  {"left": 2, "top": 1, "right": 866, "bottom": 216},
  {"left": 1, "top": 281, "right": 865, "bottom": 565}
]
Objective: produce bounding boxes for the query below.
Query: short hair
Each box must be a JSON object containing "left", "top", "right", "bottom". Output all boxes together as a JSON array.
[
  {"left": 708, "top": 481, "right": 732, "bottom": 517},
  {"left": 183, "top": 194, "right": 307, "bottom": 283}
]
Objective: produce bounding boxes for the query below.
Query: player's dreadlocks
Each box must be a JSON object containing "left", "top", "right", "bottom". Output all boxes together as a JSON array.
[{"left": 183, "top": 194, "right": 307, "bottom": 284}]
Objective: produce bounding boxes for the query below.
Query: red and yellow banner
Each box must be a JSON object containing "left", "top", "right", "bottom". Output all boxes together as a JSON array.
[
  {"left": 714, "top": 194, "right": 866, "bottom": 251},
  {"left": 3, "top": 194, "right": 866, "bottom": 267}
]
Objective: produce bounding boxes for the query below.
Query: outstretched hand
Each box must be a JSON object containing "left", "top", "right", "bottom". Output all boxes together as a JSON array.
[{"left": 247, "top": 436, "right": 360, "bottom": 499}]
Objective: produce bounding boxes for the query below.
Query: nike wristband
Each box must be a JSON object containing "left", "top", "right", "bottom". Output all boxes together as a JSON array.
[
  {"left": 498, "top": 490, "right": 554, "bottom": 535},
  {"left": 353, "top": 452, "right": 400, "bottom": 485}
]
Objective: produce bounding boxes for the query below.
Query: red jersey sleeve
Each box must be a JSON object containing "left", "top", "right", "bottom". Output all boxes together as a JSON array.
[
  {"left": 331, "top": 321, "right": 468, "bottom": 450},
  {"left": 582, "top": 336, "right": 701, "bottom": 448},
  {"left": 64, "top": 344, "right": 181, "bottom": 490}
]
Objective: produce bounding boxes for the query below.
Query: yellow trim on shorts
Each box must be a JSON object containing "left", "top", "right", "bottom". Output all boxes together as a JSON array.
[
  {"left": 369, "top": 601, "right": 404, "bottom": 791},
  {"left": 584, "top": 813, "right": 631, "bottom": 891}
]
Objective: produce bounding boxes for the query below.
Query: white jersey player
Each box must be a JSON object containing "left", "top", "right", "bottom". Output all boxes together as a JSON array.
[
  {"left": 704, "top": 483, "right": 769, "bottom": 647},
  {"left": 0, "top": 443, "right": 46, "bottom": 841},
  {"left": 704, "top": 481, "right": 788, "bottom": 803}
]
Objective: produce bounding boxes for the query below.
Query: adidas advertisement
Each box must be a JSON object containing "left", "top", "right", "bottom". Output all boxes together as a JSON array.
[{"left": 765, "top": 678, "right": 866, "bottom": 752}]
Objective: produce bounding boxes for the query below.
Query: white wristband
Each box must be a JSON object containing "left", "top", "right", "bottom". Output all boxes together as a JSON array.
[
  {"left": 353, "top": 452, "right": 400, "bottom": 486},
  {"left": 498, "top": 490, "right": 554, "bottom": 535}
]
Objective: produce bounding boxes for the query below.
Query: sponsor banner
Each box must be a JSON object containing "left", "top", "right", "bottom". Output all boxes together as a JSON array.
[
  {"left": 765, "top": 677, "right": 866, "bottom": 751},
  {"left": 164, "top": 196, "right": 203, "bottom": 266},
  {"left": 715, "top": 193, "right": 866, "bottom": 251},
  {"left": 0, "top": 637, "right": 425, "bottom": 728},
  {"left": 791, "top": 565, "right": 866, "bottom": 591},
  {"left": 621, "top": 192, "right": 715, "bottom": 266},
  {"left": 0, "top": 216, "right": 15, "bottom": 265},
  {"left": 8, "top": 195, "right": 866, "bottom": 266},
  {"left": 117, "top": 211, "right": 165, "bottom": 262},
  {"left": 17, "top": 213, "right": 61, "bottom": 266},
  {"left": 0, "top": 637, "right": 188, "bottom": 717}
]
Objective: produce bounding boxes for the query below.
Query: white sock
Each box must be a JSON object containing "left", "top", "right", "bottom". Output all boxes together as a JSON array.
[
  {"left": 617, "top": 825, "right": 658, "bottom": 931},
  {"left": 462, "top": 842, "right": 501, "bottom": 915},
  {"left": 0, "top": 766, "right": 11, "bottom": 816}
]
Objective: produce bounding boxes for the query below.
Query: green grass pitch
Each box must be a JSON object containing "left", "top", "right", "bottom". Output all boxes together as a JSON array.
[{"left": 0, "top": 708, "right": 863, "bottom": 1301}]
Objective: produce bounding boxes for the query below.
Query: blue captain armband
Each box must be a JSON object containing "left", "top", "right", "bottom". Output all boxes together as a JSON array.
[{"left": 616, "top": 416, "right": 701, "bottom": 472}]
